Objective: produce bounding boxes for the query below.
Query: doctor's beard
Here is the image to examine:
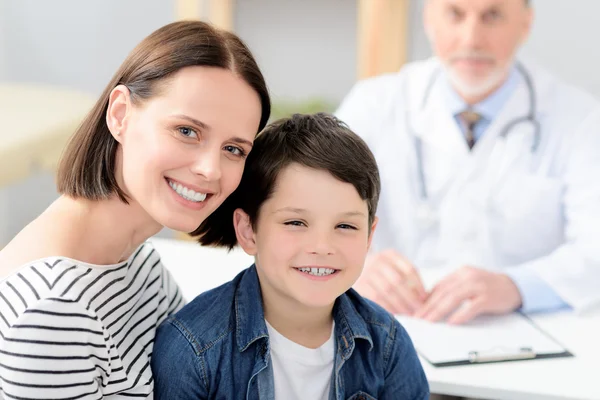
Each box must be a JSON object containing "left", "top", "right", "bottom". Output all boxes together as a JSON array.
[{"left": 444, "top": 52, "right": 513, "bottom": 100}]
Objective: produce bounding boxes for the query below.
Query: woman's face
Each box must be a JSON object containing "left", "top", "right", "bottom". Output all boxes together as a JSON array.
[{"left": 109, "top": 66, "right": 263, "bottom": 232}]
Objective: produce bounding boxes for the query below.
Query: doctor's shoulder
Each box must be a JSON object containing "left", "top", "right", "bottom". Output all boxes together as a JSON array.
[
  {"left": 335, "top": 58, "right": 436, "bottom": 139},
  {"left": 529, "top": 61, "right": 600, "bottom": 122},
  {"left": 335, "top": 73, "right": 401, "bottom": 127},
  {"left": 537, "top": 73, "right": 600, "bottom": 156},
  {"left": 554, "top": 82, "right": 600, "bottom": 124},
  {"left": 337, "top": 59, "right": 433, "bottom": 113}
]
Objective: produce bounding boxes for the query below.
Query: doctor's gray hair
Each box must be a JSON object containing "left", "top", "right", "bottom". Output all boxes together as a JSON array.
[{"left": 193, "top": 113, "right": 381, "bottom": 249}]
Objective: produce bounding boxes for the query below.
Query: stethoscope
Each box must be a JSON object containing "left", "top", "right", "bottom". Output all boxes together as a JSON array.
[
  {"left": 409, "top": 62, "right": 542, "bottom": 227},
  {"left": 412, "top": 62, "right": 541, "bottom": 201}
]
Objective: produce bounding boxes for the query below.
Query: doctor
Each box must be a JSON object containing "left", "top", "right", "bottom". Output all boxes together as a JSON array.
[{"left": 336, "top": 0, "right": 600, "bottom": 325}]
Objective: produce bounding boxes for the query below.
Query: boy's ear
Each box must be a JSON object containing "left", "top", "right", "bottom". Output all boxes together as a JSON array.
[
  {"left": 233, "top": 209, "right": 257, "bottom": 256},
  {"left": 367, "top": 216, "right": 379, "bottom": 251}
]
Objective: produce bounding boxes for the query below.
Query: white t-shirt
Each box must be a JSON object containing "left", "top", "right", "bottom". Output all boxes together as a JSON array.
[
  {"left": 266, "top": 320, "right": 335, "bottom": 400},
  {"left": 0, "top": 242, "right": 183, "bottom": 399}
]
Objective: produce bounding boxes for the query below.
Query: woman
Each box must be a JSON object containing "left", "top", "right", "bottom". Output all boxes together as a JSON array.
[{"left": 0, "top": 20, "right": 269, "bottom": 399}]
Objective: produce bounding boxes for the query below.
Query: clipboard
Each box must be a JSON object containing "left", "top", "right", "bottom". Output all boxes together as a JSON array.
[{"left": 396, "top": 312, "right": 573, "bottom": 367}]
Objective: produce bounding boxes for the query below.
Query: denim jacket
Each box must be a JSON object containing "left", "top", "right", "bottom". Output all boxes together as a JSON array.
[{"left": 151, "top": 266, "right": 429, "bottom": 399}]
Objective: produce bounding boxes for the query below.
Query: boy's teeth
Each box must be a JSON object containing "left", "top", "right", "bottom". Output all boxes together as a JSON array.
[
  {"left": 298, "top": 267, "right": 336, "bottom": 277},
  {"left": 168, "top": 180, "right": 207, "bottom": 203}
]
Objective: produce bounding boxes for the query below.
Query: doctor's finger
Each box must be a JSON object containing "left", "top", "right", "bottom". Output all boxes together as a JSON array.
[
  {"left": 416, "top": 275, "right": 465, "bottom": 316},
  {"left": 371, "top": 273, "right": 416, "bottom": 314},
  {"left": 446, "top": 299, "right": 486, "bottom": 325},
  {"left": 429, "top": 268, "right": 471, "bottom": 295},
  {"left": 395, "top": 284, "right": 425, "bottom": 313},
  {"left": 417, "top": 285, "right": 475, "bottom": 322},
  {"left": 421, "top": 295, "right": 465, "bottom": 322},
  {"left": 378, "top": 261, "right": 426, "bottom": 310},
  {"left": 380, "top": 252, "right": 427, "bottom": 299},
  {"left": 364, "top": 279, "right": 413, "bottom": 315}
]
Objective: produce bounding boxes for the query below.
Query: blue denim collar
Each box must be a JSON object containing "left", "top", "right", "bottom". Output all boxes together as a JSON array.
[
  {"left": 234, "top": 265, "right": 269, "bottom": 353},
  {"left": 234, "top": 265, "right": 374, "bottom": 356},
  {"left": 333, "top": 291, "right": 374, "bottom": 359}
]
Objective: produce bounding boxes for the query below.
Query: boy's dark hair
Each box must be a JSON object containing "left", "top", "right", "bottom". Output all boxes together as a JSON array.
[{"left": 192, "top": 112, "right": 381, "bottom": 249}]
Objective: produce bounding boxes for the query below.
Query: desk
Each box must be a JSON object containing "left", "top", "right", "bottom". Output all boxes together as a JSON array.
[{"left": 150, "top": 237, "right": 600, "bottom": 400}]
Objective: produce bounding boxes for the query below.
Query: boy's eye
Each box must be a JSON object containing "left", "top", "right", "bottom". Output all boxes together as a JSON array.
[
  {"left": 284, "top": 220, "right": 306, "bottom": 227},
  {"left": 178, "top": 126, "right": 198, "bottom": 139},
  {"left": 337, "top": 224, "right": 357, "bottom": 230}
]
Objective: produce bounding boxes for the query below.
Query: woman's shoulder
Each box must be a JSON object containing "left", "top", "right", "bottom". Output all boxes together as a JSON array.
[
  {"left": 0, "top": 241, "right": 164, "bottom": 321},
  {"left": 0, "top": 278, "right": 108, "bottom": 357},
  {"left": 0, "top": 257, "right": 92, "bottom": 317},
  {"left": 0, "top": 289, "right": 114, "bottom": 399}
]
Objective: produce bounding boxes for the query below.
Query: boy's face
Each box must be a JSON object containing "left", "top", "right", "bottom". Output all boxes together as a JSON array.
[{"left": 234, "top": 163, "right": 377, "bottom": 310}]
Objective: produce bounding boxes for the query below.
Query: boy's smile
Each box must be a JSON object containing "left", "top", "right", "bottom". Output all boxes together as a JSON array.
[
  {"left": 293, "top": 266, "right": 340, "bottom": 280},
  {"left": 234, "top": 163, "right": 377, "bottom": 311}
]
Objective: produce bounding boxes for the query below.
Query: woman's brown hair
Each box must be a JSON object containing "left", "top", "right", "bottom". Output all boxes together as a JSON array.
[{"left": 57, "top": 20, "right": 270, "bottom": 203}]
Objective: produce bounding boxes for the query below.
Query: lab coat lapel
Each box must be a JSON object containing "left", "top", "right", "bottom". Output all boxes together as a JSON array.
[
  {"left": 436, "top": 70, "right": 544, "bottom": 265},
  {"left": 411, "top": 78, "right": 471, "bottom": 201},
  {"left": 421, "top": 68, "right": 538, "bottom": 200}
]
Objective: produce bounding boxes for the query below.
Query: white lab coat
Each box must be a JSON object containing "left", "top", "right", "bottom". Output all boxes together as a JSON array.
[{"left": 336, "top": 57, "right": 600, "bottom": 311}]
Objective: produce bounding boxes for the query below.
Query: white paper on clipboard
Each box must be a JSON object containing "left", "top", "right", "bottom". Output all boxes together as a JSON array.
[{"left": 396, "top": 313, "right": 571, "bottom": 367}]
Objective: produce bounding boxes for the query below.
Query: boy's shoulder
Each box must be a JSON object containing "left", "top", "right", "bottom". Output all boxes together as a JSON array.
[
  {"left": 343, "top": 288, "right": 395, "bottom": 326},
  {"left": 164, "top": 267, "right": 252, "bottom": 351},
  {"left": 342, "top": 289, "right": 410, "bottom": 344}
]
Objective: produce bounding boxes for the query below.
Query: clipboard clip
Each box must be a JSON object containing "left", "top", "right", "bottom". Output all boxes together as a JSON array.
[{"left": 468, "top": 346, "right": 536, "bottom": 363}]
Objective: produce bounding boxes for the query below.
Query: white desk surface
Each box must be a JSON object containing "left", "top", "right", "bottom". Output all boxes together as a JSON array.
[
  {"left": 0, "top": 83, "right": 95, "bottom": 187},
  {"left": 151, "top": 237, "right": 600, "bottom": 400}
]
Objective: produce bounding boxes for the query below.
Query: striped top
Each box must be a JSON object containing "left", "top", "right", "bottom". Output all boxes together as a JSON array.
[{"left": 0, "top": 242, "right": 183, "bottom": 399}]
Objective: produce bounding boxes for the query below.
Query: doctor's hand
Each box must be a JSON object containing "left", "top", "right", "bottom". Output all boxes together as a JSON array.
[
  {"left": 354, "top": 249, "right": 428, "bottom": 315},
  {"left": 414, "top": 266, "right": 522, "bottom": 325}
]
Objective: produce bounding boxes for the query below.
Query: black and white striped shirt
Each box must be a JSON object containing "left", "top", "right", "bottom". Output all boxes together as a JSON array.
[{"left": 0, "top": 242, "right": 183, "bottom": 399}]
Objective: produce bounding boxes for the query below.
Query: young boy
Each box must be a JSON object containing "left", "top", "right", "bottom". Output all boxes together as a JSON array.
[{"left": 151, "top": 113, "right": 429, "bottom": 399}]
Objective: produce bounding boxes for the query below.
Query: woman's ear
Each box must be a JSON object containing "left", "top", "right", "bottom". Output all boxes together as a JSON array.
[
  {"left": 233, "top": 209, "right": 257, "bottom": 256},
  {"left": 106, "top": 84, "right": 132, "bottom": 143},
  {"left": 367, "top": 216, "right": 379, "bottom": 251}
]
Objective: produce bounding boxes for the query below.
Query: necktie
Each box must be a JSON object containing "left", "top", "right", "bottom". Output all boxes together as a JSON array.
[{"left": 459, "top": 110, "right": 482, "bottom": 150}]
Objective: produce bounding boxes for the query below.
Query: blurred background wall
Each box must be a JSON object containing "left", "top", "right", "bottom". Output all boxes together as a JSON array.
[{"left": 1, "top": 0, "right": 599, "bottom": 244}]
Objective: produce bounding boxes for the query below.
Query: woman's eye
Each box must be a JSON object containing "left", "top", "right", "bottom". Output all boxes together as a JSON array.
[
  {"left": 224, "top": 145, "right": 246, "bottom": 157},
  {"left": 178, "top": 126, "right": 198, "bottom": 138},
  {"left": 284, "top": 220, "right": 305, "bottom": 227}
]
